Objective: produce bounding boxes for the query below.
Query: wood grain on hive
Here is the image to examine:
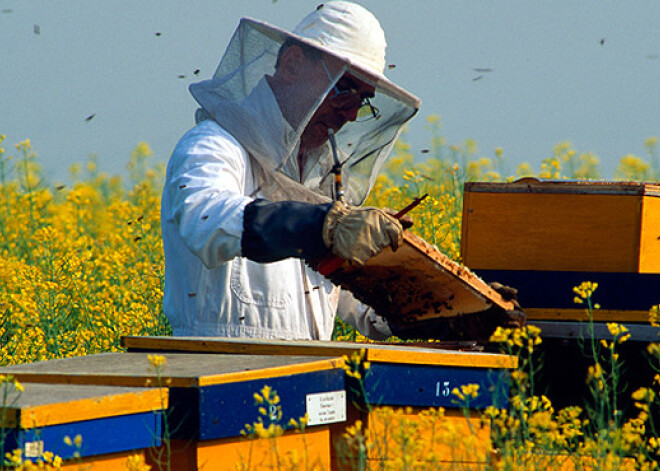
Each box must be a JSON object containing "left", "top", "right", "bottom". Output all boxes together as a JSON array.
[
  {"left": 121, "top": 337, "right": 517, "bottom": 469},
  {"left": 462, "top": 179, "right": 660, "bottom": 273},
  {"left": 0, "top": 383, "right": 165, "bottom": 469},
  {"left": 0, "top": 352, "right": 345, "bottom": 470},
  {"left": 0, "top": 353, "right": 346, "bottom": 440},
  {"left": 121, "top": 336, "right": 517, "bottom": 369},
  {"left": 320, "top": 231, "right": 514, "bottom": 324},
  {"left": 461, "top": 179, "right": 660, "bottom": 328},
  {"left": 0, "top": 352, "right": 341, "bottom": 388}
]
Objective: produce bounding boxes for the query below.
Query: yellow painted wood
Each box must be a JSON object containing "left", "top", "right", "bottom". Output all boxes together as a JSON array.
[
  {"left": 152, "top": 429, "right": 331, "bottom": 471},
  {"left": 122, "top": 337, "right": 518, "bottom": 370},
  {"left": 465, "top": 180, "right": 660, "bottom": 196},
  {"left": 364, "top": 348, "right": 517, "bottom": 369},
  {"left": 335, "top": 406, "right": 491, "bottom": 468},
  {"left": 18, "top": 388, "right": 167, "bottom": 429},
  {"left": 368, "top": 407, "right": 491, "bottom": 463},
  {"left": 60, "top": 450, "right": 150, "bottom": 471},
  {"left": 122, "top": 335, "right": 365, "bottom": 355},
  {"left": 0, "top": 384, "right": 166, "bottom": 428},
  {"left": 196, "top": 357, "right": 344, "bottom": 387},
  {"left": 639, "top": 195, "right": 660, "bottom": 273},
  {"left": 199, "top": 428, "right": 330, "bottom": 470},
  {"left": 462, "top": 191, "right": 643, "bottom": 272},
  {"left": 525, "top": 308, "right": 651, "bottom": 323},
  {"left": 0, "top": 353, "right": 343, "bottom": 389}
]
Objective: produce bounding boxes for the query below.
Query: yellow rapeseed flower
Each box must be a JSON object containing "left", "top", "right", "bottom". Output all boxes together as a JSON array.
[
  {"left": 125, "top": 453, "right": 151, "bottom": 471},
  {"left": 147, "top": 354, "right": 167, "bottom": 369},
  {"left": 644, "top": 136, "right": 658, "bottom": 151},
  {"left": 489, "top": 326, "right": 510, "bottom": 343},
  {"left": 452, "top": 383, "right": 480, "bottom": 402},
  {"left": 604, "top": 322, "right": 631, "bottom": 345},
  {"left": 616, "top": 154, "right": 650, "bottom": 180},
  {"left": 343, "top": 419, "right": 363, "bottom": 438},
  {"left": 648, "top": 343, "right": 660, "bottom": 358},
  {"left": 649, "top": 305, "right": 660, "bottom": 327},
  {"left": 573, "top": 281, "right": 598, "bottom": 300}
]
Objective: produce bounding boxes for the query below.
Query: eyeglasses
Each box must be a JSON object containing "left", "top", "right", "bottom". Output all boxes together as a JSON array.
[{"left": 328, "top": 84, "right": 380, "bottom": 122}]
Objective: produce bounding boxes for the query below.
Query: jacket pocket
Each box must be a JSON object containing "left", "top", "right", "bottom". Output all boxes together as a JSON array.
[{"left": 230, "top": 257, "right": 294, "bottom": 309}]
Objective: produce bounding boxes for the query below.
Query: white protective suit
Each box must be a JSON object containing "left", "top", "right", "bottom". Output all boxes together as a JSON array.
[{"left": 162, "top": 2, "right": 420, "bottom": 340}]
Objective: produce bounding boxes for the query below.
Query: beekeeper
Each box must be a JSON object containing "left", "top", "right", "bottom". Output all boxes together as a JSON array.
[
  {"left": 161, "top": 1, "right": 523, "bottom": 341},
  {"left": 161, "top": 1, "right": 421, "bottom": 340}
]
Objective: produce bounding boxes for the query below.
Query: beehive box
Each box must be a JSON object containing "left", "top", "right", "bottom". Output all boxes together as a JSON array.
[
  {"left": 0, "top": 383, "right": 165, "bottom": 470},
  {"left": 319, "top": 231, "right": 515, "bottom": 324},
  {"left": 0, "top": 352, "right": 347, "bottom": 471},
  {"left": 122, "top": 336, "right": 517, "bottom": 469},
  {"left": 462, "top": 179, "right": 660, "bottom": 273},
  {"left": 461, "top": 179, "right": 660, "bottom": 329}
]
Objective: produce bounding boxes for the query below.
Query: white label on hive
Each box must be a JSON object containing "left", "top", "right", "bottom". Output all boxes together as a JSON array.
[
  {"left": 24, "top": 440, "right": 44, "bottom": 458},
  {"left": 306, "top": 390, "right": 346, "bottom": 426}
]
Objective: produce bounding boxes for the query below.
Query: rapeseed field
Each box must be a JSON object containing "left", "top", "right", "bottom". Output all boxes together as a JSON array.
[{"left": 2, "top": 119, "right": 660, "bottom": 469}]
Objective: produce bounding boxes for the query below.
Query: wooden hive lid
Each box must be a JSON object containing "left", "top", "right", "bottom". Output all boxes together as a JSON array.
[
  {"left": 0, "top": 352, "right": 342, "bottom": 388},
  {"left": 465, "top": 178, "right": 660, "bottom": 196},
  {"left": 0, "top": 383, "right": 166, "bottom": 429},
  {"left": 122, "top": 336, "right": 518, "bottom": 369}
]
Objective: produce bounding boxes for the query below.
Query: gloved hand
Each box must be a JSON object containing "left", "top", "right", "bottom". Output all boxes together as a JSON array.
[
  {"left": 382, "top": 207, "right": 414, "bottom": 229},
  {"left": 322, "top": 201, "right": 404, "bottom": 265},
  {"left": 486, "top": 281, "right": 526, "bottom": 330},
  {"left": 389, "top": 282, "right": 526, "bottom": 343}
]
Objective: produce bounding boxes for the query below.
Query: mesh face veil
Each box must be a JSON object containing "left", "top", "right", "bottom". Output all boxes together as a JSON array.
[{"left": 189, "top": 1, "right": 420, "bottom": 205}]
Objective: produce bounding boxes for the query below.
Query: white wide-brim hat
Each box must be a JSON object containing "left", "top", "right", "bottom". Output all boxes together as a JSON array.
[{"left": 244, "top": 1, "right": 421, "bottom": 109}]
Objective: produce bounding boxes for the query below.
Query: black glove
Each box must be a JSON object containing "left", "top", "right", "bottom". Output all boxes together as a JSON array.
[
  {"left": 241, "top": 199, "right": 409, "bottom": 265},
  {"left": 389, "top": 282, "right": 526, "bottom": 343},
  {"left": 241, "top": 199, "right": 332, "bottom": 263}
]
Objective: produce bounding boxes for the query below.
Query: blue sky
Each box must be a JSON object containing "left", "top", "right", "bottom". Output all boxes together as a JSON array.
[{"left": 2, "top": 1, "right": 659, "bottom": 183}]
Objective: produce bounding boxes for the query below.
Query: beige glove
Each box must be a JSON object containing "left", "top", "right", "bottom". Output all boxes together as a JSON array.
[{"left": 322, "top": 201, "right": 404, "bottom": 265}]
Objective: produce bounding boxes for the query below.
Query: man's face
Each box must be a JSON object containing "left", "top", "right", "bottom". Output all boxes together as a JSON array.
[{"left": 299, "top": 74, "right": 376, "bottom": 151}]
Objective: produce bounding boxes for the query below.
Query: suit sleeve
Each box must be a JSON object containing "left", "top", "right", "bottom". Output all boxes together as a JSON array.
[
  {"left": 164, "top": 122, "right": 333, "bottom": 267},
  {"left": 163, "top": 124, "right": 252, "bottom": 268},
  {"left": 336, "top": 289, "right": 393, "bottom": 341}
]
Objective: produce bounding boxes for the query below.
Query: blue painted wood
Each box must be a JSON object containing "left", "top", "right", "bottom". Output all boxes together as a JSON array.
[
  {"left": 168, "top": 368, "right": 345, "bottom": 441},
  {"left": 2, "top": 411, "right": 162, "bottom": 460},
  {"left": 359, "top": 363, "right": 510, "bottom": 410},
  {"left": 474, "top": 270, "right": 660, "bottom": 311}
]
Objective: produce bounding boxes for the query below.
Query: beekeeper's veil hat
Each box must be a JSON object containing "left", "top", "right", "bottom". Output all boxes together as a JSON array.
[{"left": 190, "top": 1, "right": 421, "bottom": 205}]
